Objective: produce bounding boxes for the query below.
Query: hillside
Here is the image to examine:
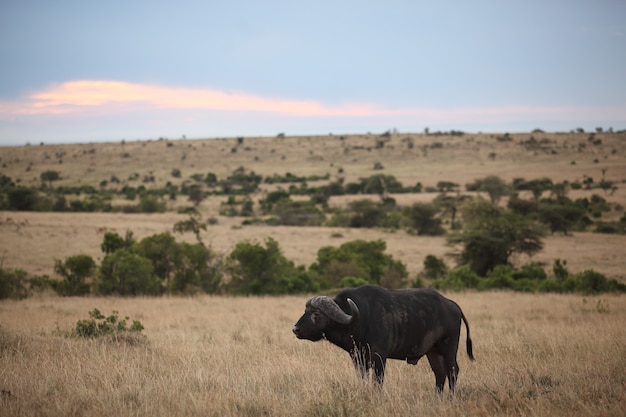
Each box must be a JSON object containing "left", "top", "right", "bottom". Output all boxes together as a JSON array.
[{"left": 1, "top": 130, "right": 625, "bottom": 280}]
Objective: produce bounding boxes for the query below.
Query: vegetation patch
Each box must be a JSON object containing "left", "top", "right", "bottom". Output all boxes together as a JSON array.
[{"left": 74, "top": 308, "right": 145, "bottom": 344}]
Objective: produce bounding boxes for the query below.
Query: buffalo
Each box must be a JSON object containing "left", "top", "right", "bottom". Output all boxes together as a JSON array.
[{"left": 292, "top": 285, "right": 474, "bottom": 391}]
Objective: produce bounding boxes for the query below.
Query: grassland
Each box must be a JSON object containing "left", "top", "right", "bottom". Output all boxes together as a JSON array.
[
  {"left": 1, "top": 130, "right": 626, "bottom": 280},
  {"left": 1, "top": 292, "right": 625, "bottom": 417},
  {"left": 0, "top": 131, "right": 625, "bottom": 416}
]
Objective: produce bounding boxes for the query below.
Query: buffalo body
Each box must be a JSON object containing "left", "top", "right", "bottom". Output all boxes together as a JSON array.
[{"left": 292, "top": 285, "right": 474, "bottom": 391}]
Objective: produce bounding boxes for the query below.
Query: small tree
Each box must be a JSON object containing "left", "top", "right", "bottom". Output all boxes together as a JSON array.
[
  {"left": 448, "top": 199, "right": 545, "bottom": 276},
  {"left": 173, "top": 214, "right": 207, "bottom": 244},
  {"left": 0, "top": 268, "right": 29, "bottom": 299},
  {"left": 187, "top": 185, "right": 206, "bottom": 206},
  {"left": 422, "top": 255, "right": 448, "bottom": 280},
  {"left": 98, "top": 250, "right": 161, "bottom": 295},
  {"left": 40, "top": 170, "right": 61, "bottom": 187},
  {"left": 224, "top": 238, "right": 305, "bottom": 295},
  {"left": 517, "top": 178, "right": 554, "bottom": 201},
  {"left": 537, "top": 201, "right": 585, "bottom": 234},
  {"left": 53, "top": 254, "right": 96, "bottom": 296},
  {"left": 347, "top": 199, "right": 387, "bottom": 228},
  {"left": 472, "top": 175, "right": 509, "bottom": 204},
  {"left": 405, "top": 202, "right": 445, "bottom": 235},
  {"left": 310, "top": 239, "right": 407, "bottom": 289},
  {"left": 7, "top": 187, "right": 39, "bottom": 210},
  {"left": 134, "top": 233, "right": 180, "bottom": 292},
  {"left": 101, "top": 231, "right": 135, "bottom": 254}
]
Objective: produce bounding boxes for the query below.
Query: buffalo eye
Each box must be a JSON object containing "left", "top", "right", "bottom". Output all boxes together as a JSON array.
[{"left": 311, "top": 311, "right": 322, "bottom": 323}]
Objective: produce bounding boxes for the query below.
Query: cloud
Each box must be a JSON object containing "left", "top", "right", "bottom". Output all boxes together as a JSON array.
[
  {"left": 1, "top": 80, "right": 625, "bottom": 128},
  {"left": 4, "top": 80, "right": 386, "bottom": 118}
]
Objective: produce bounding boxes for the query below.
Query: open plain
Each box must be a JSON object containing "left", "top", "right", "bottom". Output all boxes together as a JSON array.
[
  {"left": 1, "top": 131, "right": 625, "bottom": 416},
  {"left": 1, "top": 292, "right": 625, "bottom": 417},
  {"left": 1, "top": 131, "right": 626, "bottom": 279}
]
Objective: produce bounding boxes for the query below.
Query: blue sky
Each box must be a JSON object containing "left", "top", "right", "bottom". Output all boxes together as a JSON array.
[{"left": 1, "top": 0, "right": 625, "bottom": 145}]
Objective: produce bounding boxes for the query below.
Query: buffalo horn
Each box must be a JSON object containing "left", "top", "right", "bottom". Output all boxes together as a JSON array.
[{"left": 309, "top": 296, "right": 359, "bottom": 324}]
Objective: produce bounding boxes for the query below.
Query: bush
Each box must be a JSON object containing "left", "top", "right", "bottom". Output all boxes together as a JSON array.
[
  {"left": 421, "top": 255, "right": 448, "bottom": 280},
  {"left": 537, "top": 201, "right": 586, "bottom": 234},
  {"left": 97, "top": 250, "right": 161, "bottom": 295},
  {"left": 447, "top": 199, "right": 545, "bottom": 276},
  {"left": 432, "top": 266, "right": 480, "bottom": 291},
  {"left": 468, "top": 175, "right": 509, "bottom": 204},
  {"left": 7, "top": 187, "right": 39, "bottom": 210},
  {"left": 52, "top": 254, "right": 96, "bottom": 296},
  {"left": 139, "top": 195, "right": 166, "bottom": 213},
  {"left": 74, "top": 308, "right": 145, "bottom": 343},
  {"left": 576, "top": 270, "right": 610, "bottom": 294},
  {"left": 405, "top": 202, "right": 445, "bottom": 236},
  {"left": 269, "top": 198, "right": 325, "bottom": 226},
  {"left": 339, "top": 276, "right": 370, "bottom": 288},
  {"left": 224, "top": 238, "right": 310, "bottom": 295},
  {"left": 101, "top": 230, "right": 135, "bottom": 254},
  {"left": 0, "top": 268, "right": 29, "bottom": 299},
  {"left": 309, "top": 240, "right": 407, "bottom": 289},
  {"left": 346, "top": 199, "right": 388, "bottom": 228}
]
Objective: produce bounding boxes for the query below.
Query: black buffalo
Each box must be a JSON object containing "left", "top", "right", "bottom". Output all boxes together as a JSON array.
[{"left": 292, "top": 285, "right": 474, "bottom": 391}]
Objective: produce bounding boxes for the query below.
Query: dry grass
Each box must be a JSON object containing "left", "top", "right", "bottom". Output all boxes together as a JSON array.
[
  {"left": 1, "top": 131, "right": 626, "bottom": 279},
  {"left": 1, "top": 210, "right": 626, "bottom": 280},
  {"left": 3, "top": 132, "right": 626, "bottom": 190},
  {"left": 1, "top": 133, "right": 626, "bottom": 414},
  {"left": 0, "top": 292, "right": 624, "bottom": 417}
]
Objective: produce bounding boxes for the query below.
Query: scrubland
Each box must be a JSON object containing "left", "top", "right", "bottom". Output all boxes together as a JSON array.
[
  {"left": 1, "top": 131, "right": 625, "bottom": 415},
  {"left": 1, "top": 131, "right": 626, "bottom": 280},
  {"left": 1, "top": 292, "right": 625, "bottom": 417}
]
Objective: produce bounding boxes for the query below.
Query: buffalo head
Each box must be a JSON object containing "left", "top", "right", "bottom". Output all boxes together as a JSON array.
[{"left": 292, "top": 296, "right": 359, "bottom": 341}]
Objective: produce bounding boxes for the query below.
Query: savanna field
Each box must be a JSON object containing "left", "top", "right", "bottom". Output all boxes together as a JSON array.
[{"left": 1, "top": 131, "right": 625, "bottom": 416}]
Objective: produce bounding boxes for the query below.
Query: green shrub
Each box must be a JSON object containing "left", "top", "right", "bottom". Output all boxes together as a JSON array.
[
  {"left": 74, "top": 309, "right": 145, "bottom": 342},
  {"left": 346, "top": 199, "right": 387, "bottom": 228},
  {"left": 0, "top": 268, "right": 29, "bottom": 299},
  {"left": 139, "top": 195, "right": 166, "bottom": 213},
  {"left": 576, "top": 270, "right": 610, "bottom": 294},
  {"left": 433, "top": 266, "right": 480, "bottom": 291},
  {"left": 224, "top": 238, "right": 309, "bottom": 295},
  {"left": 7, "top": 187, "right": 39, "bottom": 210},
  {"left": 270, "top": 198, "right": 325, "bottom": 226},
  {"left": 52, "top": 254, "right": 96, "bottom": 296},
  {"left": 97, "top": 250, "right": 161, "bottom": 295},
  {"left": 421, "top": 255, "right": 448, "bottom": 280},
  {"left": 310, "top": 240, "right": 407, "bottom": 289},
  {"left": 512, "top": 263, "right": 547, "bottom": 281},
  {"left": 339, "top": 276, "right": 370, "bottom": 288},
  {"left": 405, "top": 202, "right": 445, "bottom": 236},
  {"left": 447, "top": 199, "right": 545, "bottom": 276}
]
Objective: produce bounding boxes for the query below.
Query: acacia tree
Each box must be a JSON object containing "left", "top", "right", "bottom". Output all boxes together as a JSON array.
[
  {"left": 405, "top": 202, "right": 445, "bottom": 235},
  {"left": 447, "top": 199, "right": 545, "bottom": 276},
  {"left": 475, "top": 175, "right": 509, "bottom": 204}
]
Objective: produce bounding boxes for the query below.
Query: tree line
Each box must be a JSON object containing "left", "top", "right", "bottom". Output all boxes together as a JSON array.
[
  {"left": 1, "top": 207, "right": 624, "bottom": 299},
  {"left": 3, "top": 170, "right": 623, "bottom": 234}
]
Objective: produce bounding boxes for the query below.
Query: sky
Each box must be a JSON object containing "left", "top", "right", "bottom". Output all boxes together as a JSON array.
[{"left": 1, "top": 0, "right": 625, "bottom": 145}]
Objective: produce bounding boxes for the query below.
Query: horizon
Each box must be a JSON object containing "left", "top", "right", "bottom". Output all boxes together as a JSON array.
[{"left": 2, "top": 126, "right": 623, "bottom": 149}]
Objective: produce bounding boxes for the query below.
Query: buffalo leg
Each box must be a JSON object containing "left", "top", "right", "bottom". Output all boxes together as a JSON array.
[
  {"left": 372, "top": 355, "right": 386, "bottom": 384},
  {"left": 436, "top": 338, "right": 461, "bottom": 393},
  {"left": 426, "top": 351, "right": 447, "bottom": 393}
]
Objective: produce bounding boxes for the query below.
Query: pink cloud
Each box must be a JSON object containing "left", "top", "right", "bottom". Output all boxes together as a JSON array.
[
  {"left": 1, "top": 80, "right": 625, "bottom": 126},
  {"left": 15, "top": 80, "right": 385, "bottom": 117}
]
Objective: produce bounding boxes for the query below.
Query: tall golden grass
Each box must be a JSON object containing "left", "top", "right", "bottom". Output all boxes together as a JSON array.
[{"left": 1, "top": 292, "right": 624, "bottom": 416}]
